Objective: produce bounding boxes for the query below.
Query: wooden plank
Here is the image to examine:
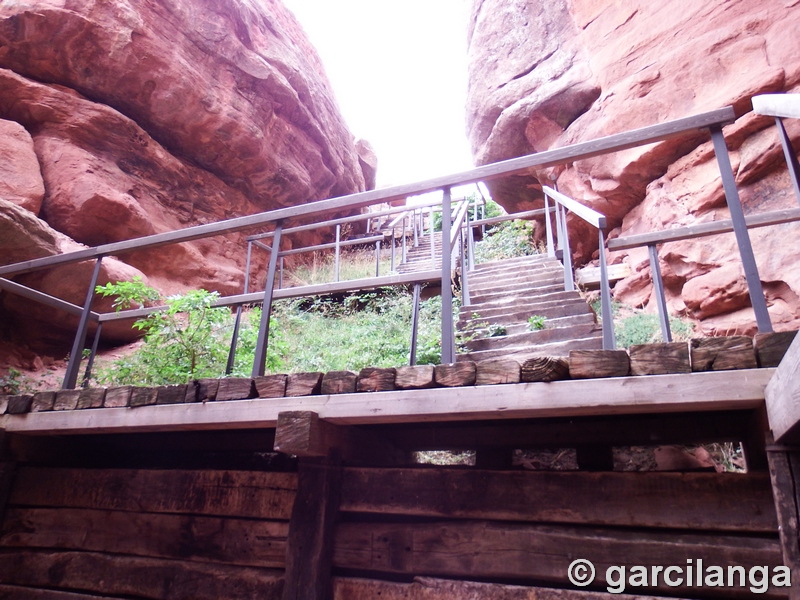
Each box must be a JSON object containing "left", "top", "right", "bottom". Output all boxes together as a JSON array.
[
  {"left": 0, "top": 584, "right": 121, "bottom": 599},
  {"left": 1, "top": 106, "right": 735, "bottom": 279},
  {"left": 691, "top": 336, "right": 758, "bottom": 371},
  {"left": 283, "top": 458, "right": 341, "bottom": 600},
  {"left": 102, "top": 386, "right": 131, "bottom": 408},
  {"left": 53, "top": 391, "right": 80, "bottom": 411},
  {"left": 608, "top": 207, "right": 800, "bottom": 251},
  {"left": 129, "top": 387, "right": 158, "bottom": 408},
  {"left": 333, "top": 576, "right": 683, "bottom": 600},
  {"left": 766, "top": 332, "right": 800, "bottom": 442},
  {"left": 156, "top": 385, "right": 187, "bottom": 405},
  {"left": 0, "top": 370, "right": 774, "bottom": 435},
  {"left": 357, "top": 367, "right": 396, "bottom": 392},
  {"left": 575, "top": 263, "right": 631, "bottom": 289},
  {"left": 753, "top": 94, "right": 800, "bottom": 119},
  {"left": 756, "top": 331, "right": 798, "bottom": 368},
  {"left": 9, "top": 467, "right": 297, "bottom": 520},
  {"left": 569, "top": 350, "right": 630, "bottom": 379},
  {"left": 196, "top": 378, "right": 219, "bottom": 402},
  {"left": 285, "top": 372, "right": 323, "bottom": 397},
  {"left": 76, "top": 388, "right": 105, "bottom": 410},
  {"left": 476, "top": 359, "right": 521, "bottom": 385},
  {"left": 31, "top": 392, "right": 56, "bottom": 412},
  {"left": 0, "top": 462, "right": 16, "bottom": 527},
  {"left": 520, "top": 356, "right": 569, "bottom": 382},
  {"left": 332, "top": 521, "right": 784, "bottom": 597},
  {"left": 255, "top": 374, "right": 287, "bottom": 398},
  {"left": 6, "top": 396, "right": 32, "bottom": 414},
  {"left": 321, "top": 371, "right": 358, "bottom": 395},
  {"left": 0, "top": 550, "right": 284, "bottom": 600},
  {"left": 629, "top": 343, "right": 690, "bottom": 376},
  {"left": 216, "top": 378, "right": 255, "bottom": 401},
  {"left": 434, "top": 362, "right": 476, "bottom": 387},
  {"left": 0, "top": 507, "right": 288, "bottom": 568},
  {"left": 339, "top": 468, "right": 777, "bottom": 532},
  {"left": 395, "top": 365, "right": 436, "bottom": 389},
  {"left": 766, "top": 443, "right": 800, "bottom": 597}
]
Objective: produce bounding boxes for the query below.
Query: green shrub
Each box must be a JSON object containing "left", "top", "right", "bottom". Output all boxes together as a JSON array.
[
  {"left": 591, "top": 300, "right": 695, "bottom": 348},
  {"left": 474, "top": 220, "right": 539, "bottom": 263},
  {"left": 528, "top": 315, "right": 546, "bottom": 331}
]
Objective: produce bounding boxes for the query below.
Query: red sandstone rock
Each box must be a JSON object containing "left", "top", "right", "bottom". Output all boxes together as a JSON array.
[
  {"left": 0, "top": 118, "right": 44, "bottom": 214},
  {"left": 466, "top": 0, "right": 800, "bottom": 334}
]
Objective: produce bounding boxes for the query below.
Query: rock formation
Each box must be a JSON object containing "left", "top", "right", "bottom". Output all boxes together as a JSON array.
[
  {"left": 0, "top": 0, "right": 370, "bottom": 351},
  {"left": 466, "top": 0, "right": 800, "bottom": 335}
]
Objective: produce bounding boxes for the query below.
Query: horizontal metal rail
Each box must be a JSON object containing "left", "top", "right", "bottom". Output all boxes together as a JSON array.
[
  {"left": 0, "top": 106, "right": 736, "bottom": 278},
  {"left": 752, "top": 94, "right": 800, "bottom": 119},
  {"left": 98, "top": 269, "right": 442, "bottom": 322},
  {"left": 608, "top": 207, "right": 800, "bottom": 251},
  {"left": 468, "top": 207, "right": 552, "bottom": 229},
  {"left": 543, "top": 186, "right": 607, "bottom": 229},
  {"left": 275, "top": 234, "right": 385, "bottom": 257},
  {"left": 0, "top": 277, "right": 101, "bottom": 320}
]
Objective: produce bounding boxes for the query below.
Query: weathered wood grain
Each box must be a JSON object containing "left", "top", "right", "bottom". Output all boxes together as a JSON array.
[
  {"left": 321, "top": 371, "right": 358, "bottom": 395},
  {"left": 756, "top": 331, "right": 798, "bottom": 368},
  {"left": 357, "top": 367, "right": 396, "bottom": 392},
  {"left": 520, "top": 356, "right": 569, "bottom": 382},
  {"left": 339, "top": 468, "right": 777, "bottom": 532},
  {"left": 31, "top": 392, "right": 56, "bottom": 412},
  {"left": 766, "top": 332, "right": 800, "bottom": 442},
  {"left": 6, "top": 396, "right": 32, "bottom": 415},
  {"left": 333, "top": 521, "right": 783, "bottom": 596},
  {"left": 216, "top": 378, "right": 255, "bottom": 401},
  {"left": 53, "top": 390, "right": 80, "bottom": 411},
  {"left": 434, "top": 362, "right": 476, "bottom": 387},
  {"left": 395, "top": 365, "right": 436, "bottom": 389},
  {"left": 196, "top": 378, "right": 219, "bottom": 401},
  {"left": 129, "top": 387, "right": 158, "bottom": 408},
  {"left": 0, "top": 584, "right": 121, "bottom": 599},
  {"left": 766, "top": 443, "right": 800, "bottom": 597},
  {"left": 255, "top": 374, "right": 288, "bottom": 398},
  {"left": 691, "top": 336, "right": 757, "bottom": 371},
  {"left": 155, "top": 385, "right": 187, "bottom": 405},
  {"left": 286, "top": 372, "right": 323, "bottom": 397},
  {"left": 10, "top": 467, "right": 297, "bottom": 520},
  {"left": 629, "top": 343, "right": 690, "bottom": 376},
  {"left": 103, "top": 386, "right": 131, "bottom": 408},
  {"left": 283, "top": 458, "right": 341, "bottom": 600},
  {"left": 333, "top": 577, "right": 678, "bottom": 600},
  {"left": 0, "top": 550, "right": 284, "bottom": 600},
  {"left": 76, "top": 388, "right": 105, "bottom": 410},
  {"left": 569, "top": 350, "right": 630, "bottom": 379},
  {"left": 0, "top": 462, "right": 15, "bottom": 527},
  {"left": 476, "top": 359, "right": 521, "bottom": 385},
  {"left": 1, "top": 507, "right": 288, "bottom": 568}
]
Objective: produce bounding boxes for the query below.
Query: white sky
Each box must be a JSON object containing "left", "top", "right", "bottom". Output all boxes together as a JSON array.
[{"left": 282, "top": 0, "right": 475, "bottom": 188}]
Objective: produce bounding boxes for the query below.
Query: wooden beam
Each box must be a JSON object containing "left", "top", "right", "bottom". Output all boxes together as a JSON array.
[
  {"left": 0, "top": 106, "right": 735, "bottom": 278},
  {"left": 282, "top": 457, "right": 341, "bottom": 600},
  {"left": 608, "top": 207, "right": 800, "bottom": 251},
  {"left": 766, "top": 440, "right": 800, "bottom": 598},
  {"left": 753, "top": 94, "right": 800, "bottom": 119},
  {"left": 0, "top": 370, "right": 774, "bottom": 435},
  {"left": 273, "top": 411, "right": 406, "bottom": 466},
  {"left": 766, "top": 332, "right": 800, "bottom": 442},
  {"left": 339, "top": 468, "right": 777, "bottom": 532}
]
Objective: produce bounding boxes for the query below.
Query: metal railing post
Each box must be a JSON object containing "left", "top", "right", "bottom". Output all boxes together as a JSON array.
[
  {"left": 375, "top": 240, "right": 381, "bottom": 277},
  {"left": 598, "top": 230, "right": 616, "bottom": 350},
  {"left": 413, "top": 209, "right": 419, "bottom": 247},
  {"left": 460, "top": 228, "right": 470, "bottom": 306},
  {"left": 226, "top": 241, "right": 253, "bottom": 375},
  {"left": 710, "top": 125, "right": 773, "bottom": 333},
  {"left": 647, "top": 244, "right": 672, "bottom": 343},
  {"left": 429, "top": 207, "right": 435, "bottom": 263},
  {"left": 440, "top": 187, "right": 455, "bottom": 364},
  {"left": 252, "top": 220, "right": 283, "bottom": 377},
  {"left": 410, "top": 283, "right": 421, "bottom": 366},
  {"left": 544, "top": 194, "right": 555, "bottom": 257},
  {"left": 81, "top": 322, "right": 102, "bottom": 388},
  {"left": 279, "top": 257, "right": 284, "bottom": 289},
  {"left": 391, "top": 227, "right": 396, "bottom": 271},
  {"left": 402, "top": 216, "right": 408, "bottom": 263},
  {"left": 775, "top": 117, "right": 800, "bottom": 206},
  {"left": 63, "top": 257, "right": 103, "bottom": 390},
  {"left": 334, "top": 224, "right": 341, "bottom": 282},
  {"left": 560, "top": 204, "right": 575, "bottom": 292}
]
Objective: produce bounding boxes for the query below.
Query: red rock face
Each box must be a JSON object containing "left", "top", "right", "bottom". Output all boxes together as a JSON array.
[
  {"left": 0, "top": 0, "right": 369, "bottom": 351},
  {"left": 467, "top": 0, "right": 800, "bottom": 334}
]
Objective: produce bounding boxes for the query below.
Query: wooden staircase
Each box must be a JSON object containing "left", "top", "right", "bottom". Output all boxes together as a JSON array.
[
  {"left": 395, "top": 231, "right": 443, "bottom": 274},
  {"left": 456, "top": 254, "right": 603, "bottom": 362}
]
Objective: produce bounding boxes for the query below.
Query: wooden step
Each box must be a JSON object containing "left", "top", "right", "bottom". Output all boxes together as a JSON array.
[
  {"left": 461, "top": 321, "right": 601, "bottom": 352},
  {"left": 458, "top": 301, "right": 594, "bottom": 328},
  {"left": 462, "top": 289, "right": 586, "bottom": 313},
  {"left": 464, "top": 313, "right": 597, "bottom": 337},
  {"left": 456, "top": 334, "right": 604, "bottom": 362},
  {"left": 467, "top": 282, "right": 565, "bottom": 302}
]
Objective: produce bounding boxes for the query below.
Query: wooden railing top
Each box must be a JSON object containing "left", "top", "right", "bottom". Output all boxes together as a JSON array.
[
  {"left": 543, "top": 186, "right": 607, "bottom": 229},
  {"left": 752, "top": 94, "right": 800, "bottom": 119},
  {"left": 0, "top": 106, "right": 736, "bottom": 278}
]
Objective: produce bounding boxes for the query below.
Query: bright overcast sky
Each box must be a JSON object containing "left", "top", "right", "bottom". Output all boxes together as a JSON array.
[{"left": 282, "top": 0, "right": 475, "bottom": 188}]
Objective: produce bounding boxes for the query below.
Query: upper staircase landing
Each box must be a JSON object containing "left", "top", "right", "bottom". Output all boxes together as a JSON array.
[{"left": 457, "top": 255, "right": 602, "bottom": 362}]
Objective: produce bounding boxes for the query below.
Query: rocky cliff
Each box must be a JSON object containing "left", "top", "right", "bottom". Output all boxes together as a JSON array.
[
  {"left": 0, "top": 0, "right": 369, "bottom": 351},
  {"left": 466, "top": 0, "right": 800, "bottom": 335}
]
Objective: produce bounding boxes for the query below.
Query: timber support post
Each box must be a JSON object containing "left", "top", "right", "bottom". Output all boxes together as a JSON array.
[{"left": 767, "top": 438, "right": 800, "bottom": 599}]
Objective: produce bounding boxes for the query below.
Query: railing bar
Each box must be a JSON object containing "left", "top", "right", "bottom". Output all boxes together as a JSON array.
[
  {"left": 391, "top": 227, "right": 396, "bottom": 271},
  {"left": 598, "top": 230, "right": 616, "bottom": 350},
  {"left": 543, "top": 186, "right": 606, "bottom": 229},
  {"left": 334, "top": 224, "right": 341, "bottom": 283},
  {"left": 278, "top": 235, "right": 384, "bottom": 257},
  {"left": 441, "top": 187, "right": 455, "bottom": 364},
  {"left": 0, "top": 277, "right": 99, "bottom": 319},
  {"left": 252, "top": 220, "right": 283, "bottom": 377},
  {"left": 774, "top": 117, "right": 800, "bottom": 206},
  {"left": 710, "top": 125, "right": 772, "bottom": 333},
  {"left": 409, "top": 283, "right": 421, "bottom": 366},
  {"left": 63, "top": 257, "right": 104, "bottom": 390},
  {"left": 460, "top": 228, "right": 470, "bottom": 306},
  {"left": 375, "top": 240, "right": 381, "bottom": 277},
  {"left": 544, "top": 194, "right": 555, "bottom": 258},
  {"left": 81, "top": 322, "right": 103, "bottom": 389},
  {"left": 647, "top": 244, "right": 672, "bottom": 343},
  {"left": 226, "top": 242, "right": 254, "bottom": 374},
  {"left": 560, "top": 205, "right": 575, "bottom": 292}
]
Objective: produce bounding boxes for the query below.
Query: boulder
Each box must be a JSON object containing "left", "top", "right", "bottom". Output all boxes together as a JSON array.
[
  {"left": 466, "top": 0, "right": 800, "bottom": 333},
  {"left": 0, "top": 118, "right": 44, "bottom": 214}
]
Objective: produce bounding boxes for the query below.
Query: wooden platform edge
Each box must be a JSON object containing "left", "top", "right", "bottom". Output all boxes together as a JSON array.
[{"left": 765, "top": 332, "right": 800, "bottom": 442}]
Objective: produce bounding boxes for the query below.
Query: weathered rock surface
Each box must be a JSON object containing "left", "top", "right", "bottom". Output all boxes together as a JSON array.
[
  {"left": 466, "top": 0, "right": 800, "bottom": 334},
  {"left": 0, "top": 0, "right": 369, "bottom": 351}
]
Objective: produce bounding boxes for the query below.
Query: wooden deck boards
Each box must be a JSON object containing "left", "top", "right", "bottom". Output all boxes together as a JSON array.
[{"left": 0, "top": 369, "right": 773, "bottom": 436}]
